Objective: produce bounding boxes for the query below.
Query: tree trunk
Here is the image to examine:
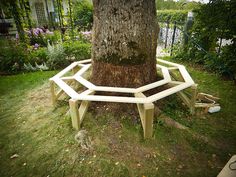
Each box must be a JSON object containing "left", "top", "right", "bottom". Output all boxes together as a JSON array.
[
  {"left": 91, "top": 0, "right": 159, "bottom": 88},
  {"left": 10, "top": 0, "right": 26, "bottom": 43}
]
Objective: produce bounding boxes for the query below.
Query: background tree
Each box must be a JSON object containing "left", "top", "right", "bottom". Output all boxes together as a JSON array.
[
  {"left": 8, "top": 0, "right": 26, "bottom": 42},
  {"left": 73, "top": 0, "right": 93, "bottom": 31},
  {"left": 173, "top": 0, "right": 236, "bottom": 81},
  {"left": 155, "top": 0, "right": 200, "bottom": 10},
  {"left": 91, "top": 0, "right": 159, "bottom": 89}
]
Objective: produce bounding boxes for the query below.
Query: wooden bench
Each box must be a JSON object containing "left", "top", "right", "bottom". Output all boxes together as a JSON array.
[{"left": 49, "top": 59, "right": 197, "bottom": 139}]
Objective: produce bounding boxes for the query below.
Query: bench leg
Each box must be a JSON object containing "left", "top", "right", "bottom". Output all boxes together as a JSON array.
[
  {"left": 143, "top": 105, "right": 154, "bottom": 138},
  {"left": 69, "top": 99, "right": 91, "bottom": 130},
  {"left": 69, "top": 99, "right": 80, "bottom": 130},
  {"left": 135, "top": 93, "right": 154, "bottom": 139},
  {"left": 190, "top": 84, "right": 198, "bottom": 115}
]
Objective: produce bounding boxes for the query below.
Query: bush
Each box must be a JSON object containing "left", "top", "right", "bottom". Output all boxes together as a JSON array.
[
  {"left": 218, "top": 44, "right": 236, "bottom": 79},
  {"left": 46, "top": 42, "right": 68, "bottom": 70},
  {"left": 25, "top": 28, "right": 61, "bottom": 47},
  {"left": 29, "top": 47, "right": 48, "bottom": 64},
  {"left": 0, "top": 37, "right": 91, "bottom": 74},
  {"left": 46, "top": 40, "right": 91, "bottom": 69},
  {"left": 73, "top": 0, "right": 93, "bottom": 31},
  {"left": 157, "top": 10, "right": 188, "bottom": 24},
  {"left": 0, "top": 39, "right": 29, "bottom": 74},
  {"left": 63, "top": 40, "right": 91, "bottom": 61}
]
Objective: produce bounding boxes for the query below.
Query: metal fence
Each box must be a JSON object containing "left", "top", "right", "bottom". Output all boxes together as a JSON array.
[
  {"left": 158, "top": 20, "right": 233, "bottom": 56},
  {"left": 158, "top": 21, "right": 184, "bottom": 54}
]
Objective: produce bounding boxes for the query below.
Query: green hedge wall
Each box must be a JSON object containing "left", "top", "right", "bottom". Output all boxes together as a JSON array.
[{"left": 157, "top": 10, "right": 188, "bottom": 24}]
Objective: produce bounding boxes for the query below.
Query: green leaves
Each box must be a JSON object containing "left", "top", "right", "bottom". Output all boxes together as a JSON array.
[{"left": 157, "top": 10, "right": 188, "bottom": 24}]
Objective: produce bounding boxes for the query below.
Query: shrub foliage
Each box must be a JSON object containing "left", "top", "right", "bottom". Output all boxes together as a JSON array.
[
  {"left": 157, "top": 10, "right": 188, "bottom": 24},
  {"left": 173, "top": 0, "right": 236, "bottom": 80}
]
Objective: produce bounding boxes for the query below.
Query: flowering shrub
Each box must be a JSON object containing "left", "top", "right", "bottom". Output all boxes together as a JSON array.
[
  {"left": 0, "top": 39, "right": 29, "bottom": 74},
  {"left": 81, "top": 31, "right": 92, "bottom": 42},
  {"left": 16, "top": 28, "right": 61, "bottom": 47}
]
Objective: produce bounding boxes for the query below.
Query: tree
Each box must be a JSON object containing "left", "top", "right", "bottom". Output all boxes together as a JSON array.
[
  {"left": 8, "top": 0, "right": 26, "bottom": 42},
  {"left": 91, "top": 0, "right": 159, "bottom": 88},
  {"left": 73, "top": 0, "right": 93, "bottom": 31}
]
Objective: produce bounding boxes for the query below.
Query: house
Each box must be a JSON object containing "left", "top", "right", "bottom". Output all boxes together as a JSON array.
[{"left": 29, "top": 0, "right": 69, "bottom": 27}]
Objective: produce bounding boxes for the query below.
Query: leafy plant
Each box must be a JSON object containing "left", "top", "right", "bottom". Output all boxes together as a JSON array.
[
  {"left": 29, "top": 47, "right": 48, "bottom": 64},
  {"left": 26, "top": 28, "right": 60, "bottom": 47},
  {"left": 23, "top": 62, "right": 48, "bottom": 71},
  {"left": 46, "top": 41, "right": 68, "bottom": 70},
  {"left": 0, "top": 39, "right": 29, "bottom": 74},
  {"left": 172, "top": 0, "right": 236, "bottom": 80},
  {"left": 63, "top": 40, "right": 91, "bottom": 61},
  {"left": 73, "top": 0, "right": 93, "bottom": 31},
  {"left": 157, "top": 10, "right": 188, "bottom": 24}
]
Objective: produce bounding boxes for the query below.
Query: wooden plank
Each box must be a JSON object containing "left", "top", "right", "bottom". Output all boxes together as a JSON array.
[
  {"left": 72, "top": 83, "right": 193, "bottom": 104},
  {"left": 77, "top": 59, "right": 92, "bottom": 64},
  {"left": 157, "top": 59, "right": 182, "bottom": 67},
  {"left": 168, "top": 81, "right": 184, "bottom": 86},
  {"left": 169, "top": 70, "right": 184, "bottom": 82},
  {"left": 195, "top": 103, "right": 219, "bottom": 108},
  {"left": 162, "top": 67, "right": 171, "bottom": 81},
  {"left": 74, "top": 94, "right": 148, "bottom": 104},
  {"left": 73, "top": 64, "right": 91, "bottom": 77},
  {"left": 61, "top": 76, "right": 74, "bottom": 81},
  {"left": 69, "top": 99, "right": 80, "bottom": 130},
  {"left": 93, "top": 79, "right": 169, "bottom": 93},
  {"left": 168, "top": 66, "right": 178, "bottom": 70},
  {"left": 79, "top": 89, "right": 95, "bottom": 96},
  {"left": 50, "top": 62, "right": 79, "bottom": 79},
  {"left": 74, "top": 75, "right": 95, "bottom": 89},
  {"left": 95, "top": 86, "right": 136, "bottom": 93},
  {"left": 78, "top": 101, "right": 90, "bottom": 123},
  {"left": 53, "top": 78, "right": 80, "bottom": 99},
  {"left": 56, "top": 89, "right": 64, "bottom": 99},
  {"left": 177, "top": 91, "right": 191, "bottom": 107},
  {"left": 167, "top": 82, "right": 191, "bottom": 108},
  {"left": 136, "top": 79, "right": 169, "bottom": 93},
  {"left": 55, "top": 81, "right": 73, "bottom": 99},
  {"left": 134, "top": 93, "right": 154, "bottom": 110},
  {"left": 73, "top": 78, "right": 169, "bottom": 95},
  {"left": 190, "top": 84, "right": 198, "bottom": 115},
  {"left": 157, "top": 59, "right": 195, "bottom": 84},
  {"left": 178, "top": 66, "right": 195, "bottom": 84},
  {"left": 148, "top": 83, "right": 193, "bottom": 103},
  {"left": 217, "top": 155, "right": 236, "bottom": 177},
  {"left": 157, "top": 65, "right": 171, "bottom": 81},
  {"left": 137, "top": 103, "right": 145, "bottom": 127},
  {"left": 135, "top": 92, "right": 154, "bottom": 138},
  {"left": 143, "top": 106, "right": 154, "bottom": 138},
  {"left": 78, "top": 64, "right": 86, "bottom": 67},
  {"left": 78, "top": 90, "right": 95, "bottom": 123}
]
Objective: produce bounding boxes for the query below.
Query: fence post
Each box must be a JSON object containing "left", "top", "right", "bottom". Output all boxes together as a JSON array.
[
  {"left": 218, "top": 37, "right": 222, "bottom": 54},
  {"left": 170, "top": 21, "right": 177, "bottom": 56},
  {"left": 164, "top": 20, "right": 170, "bottom": 49}
]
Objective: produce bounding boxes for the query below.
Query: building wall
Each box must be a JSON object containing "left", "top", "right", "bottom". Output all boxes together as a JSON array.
[
  {"left": 29, "top": 0, "right": 68, "bottom": 27},
  {"left": 29, "top": 0, "right": 49, "bottom": 26}
]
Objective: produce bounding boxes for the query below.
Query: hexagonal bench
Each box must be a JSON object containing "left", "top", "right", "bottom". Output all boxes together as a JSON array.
[{"left": 49, "top": 59, "right": 197, "bottom": 138}]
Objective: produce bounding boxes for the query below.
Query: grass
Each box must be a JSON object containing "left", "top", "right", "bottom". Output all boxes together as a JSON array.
[{"left": 0, "top": 63, "right": 235, "bottom": 177}]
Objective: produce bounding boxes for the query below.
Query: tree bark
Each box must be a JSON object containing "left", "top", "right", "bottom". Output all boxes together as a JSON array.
[
  {"left": 91, "top": 0, "right": 159, "bottom": 88},
  {"left": 8, "top": 0, "right": 25, "bottom": 42}
]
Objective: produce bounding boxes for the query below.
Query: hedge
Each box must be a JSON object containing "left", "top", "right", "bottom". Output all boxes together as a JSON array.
[{"left": 157, "top": 10, "right": 188, "bottom": 24}]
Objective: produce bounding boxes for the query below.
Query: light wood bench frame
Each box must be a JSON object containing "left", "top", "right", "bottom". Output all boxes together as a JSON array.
[{"left": 49, "top": 59, "right": 197, "bottom": 138}]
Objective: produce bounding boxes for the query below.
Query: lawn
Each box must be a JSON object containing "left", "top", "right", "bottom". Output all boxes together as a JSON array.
[{"left": 0, "top": 61, "right": 235, "bottom": 177}]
